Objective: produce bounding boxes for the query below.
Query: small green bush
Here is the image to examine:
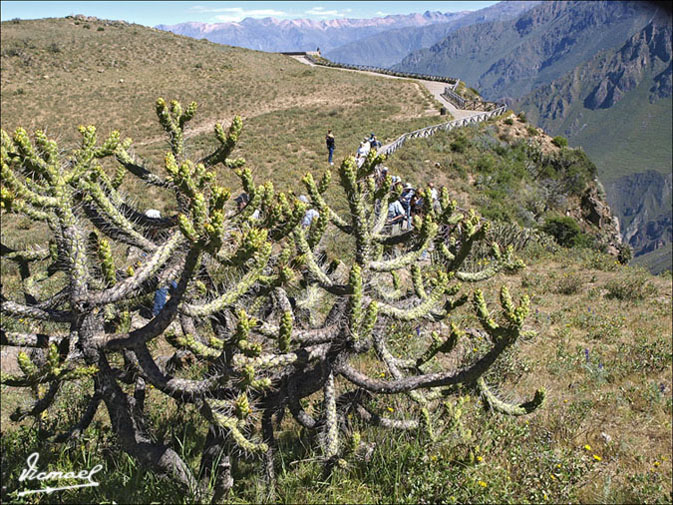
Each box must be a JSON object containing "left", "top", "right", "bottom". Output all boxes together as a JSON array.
[
  {"left": 552, "top": 136, "right": 568, "bottom": 148},
  {"left": 542, "top": 215, "right": 583, "bottom": 247},
  {"left": 450, "top": 134, "right": 469, "bottom": 153},
  {"left": 527, "top": 125, "right": 539, "bottom": 136},
  {"left": 504, "top": 118, "right": 514, "bottom": 126},
  {"left": 517, "top": 112, "right": 527, "bottom": 123},
  {"left": 97, "top": 26, "right": 105, "bottom": 32}
]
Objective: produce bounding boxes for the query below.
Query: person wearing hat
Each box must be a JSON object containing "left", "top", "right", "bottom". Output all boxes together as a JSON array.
[
  {"left": 400, "top": 183, "right": 415, "bottom": 230},
  {"left": 368, "top": 132, "right": 381, "bottom": 150}
]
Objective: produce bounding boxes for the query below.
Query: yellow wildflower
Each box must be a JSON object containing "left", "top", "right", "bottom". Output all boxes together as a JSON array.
[
  {"left": 593, "top": 454, "right": 602, "bottom": 462},
  {"left": 477, "top": 481, "right": 487, "bottom": 488},
  {"left": 550, "top": 474, "right": 555, "bottom": 480},
  {"left": 653, "top": 461, "right": 660, "bottom": 467},
  {"left": 387, "top": 406, "right": 394, "bottom": 413},
  {"left": 473, "top": 347, "right": 478, "bottom": 352},
  {"left": 476, "top": 456, "right": 483, "bottom": 462},
  {"left": 583, "top": 444, "right": 591, "bottom": 451}
]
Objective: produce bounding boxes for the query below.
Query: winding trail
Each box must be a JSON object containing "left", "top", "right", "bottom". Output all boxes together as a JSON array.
[{"left": 289, "top": 55, "right": 481, "bottom": 121}]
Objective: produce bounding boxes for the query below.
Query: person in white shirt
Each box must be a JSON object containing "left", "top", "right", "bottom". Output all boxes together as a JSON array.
[{"left": 298, "top": 195, "right": 319, "bottom": 228}]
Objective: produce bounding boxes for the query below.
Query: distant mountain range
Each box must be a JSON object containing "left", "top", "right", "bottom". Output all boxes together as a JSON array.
[{"left": 156, "top": 11, "right": 470, "bottom": 54}]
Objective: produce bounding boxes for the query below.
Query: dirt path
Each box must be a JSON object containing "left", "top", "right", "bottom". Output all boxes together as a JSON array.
[{"left": 289, "top": 55, "right": 480, "bottom": 120}]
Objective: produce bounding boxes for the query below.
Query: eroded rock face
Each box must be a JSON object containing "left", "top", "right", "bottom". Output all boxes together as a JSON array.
[{"left": 579, "top": 183, "right": 623, "bottom": 256}]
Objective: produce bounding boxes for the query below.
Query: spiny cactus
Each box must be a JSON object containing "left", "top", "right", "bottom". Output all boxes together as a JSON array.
[{"left": 1, "top": 99, "right": 543, "bottom": 502}]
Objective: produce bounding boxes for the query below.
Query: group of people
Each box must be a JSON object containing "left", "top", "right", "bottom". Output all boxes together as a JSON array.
[
  {"left": 325, "top": 130, "right": 382, "bottom": 168},
  {"left": 324, "top": 129, "right": 442, "bottom": 233},
  {"left": 382, "top": 175, "right": 440, "bottom": 232}
]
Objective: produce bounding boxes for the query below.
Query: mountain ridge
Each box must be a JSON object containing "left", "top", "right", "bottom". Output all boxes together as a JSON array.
[{"left": 155, "top": 11, "right": 470, "bottom": 53}]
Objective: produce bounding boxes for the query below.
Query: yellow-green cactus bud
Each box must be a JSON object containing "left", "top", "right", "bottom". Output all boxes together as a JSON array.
[
  {"left": 234, "top": 393, "right": 251, "bottom": 419},
  {"left": 178, "top": 214, "right": 198, "bottom": 242},
  {"left": 97, "top": 237, "right": 116, "bottom": 286},
  {"left": 47, "top": 344, "right": 60, "bottom": 374},
  {"left": 318, "top": 170, "right": 331, "bottom": 194},
  {"left": 17, "top": 351, "right": 38, "bottom": 377},
  {"left": 195, "top": 280, "right": 207, "bottom": 296},
  {"left": 278, "top": 310, "right": 293, "bottom": 352},
  {"left": 349, "top": 431, "right": 361, "bottom": 454}
]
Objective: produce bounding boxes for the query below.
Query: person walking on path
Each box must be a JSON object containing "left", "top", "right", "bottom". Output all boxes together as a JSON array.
[{"left": 325, "top": 129, "right": 335, "bottom": 165}]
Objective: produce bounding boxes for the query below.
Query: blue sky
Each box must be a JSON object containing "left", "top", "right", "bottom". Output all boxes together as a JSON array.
[{"left": 0, "top": 1, "right": 499, "bottom": 25}]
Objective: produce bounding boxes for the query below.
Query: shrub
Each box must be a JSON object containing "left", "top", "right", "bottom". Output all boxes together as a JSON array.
[
  {"left": 526, "top": 125, "right": 539, "bottom": 136},
  {"left": 552, "top": 136, "right": 568, "bottom": 148},
  {"left": 47, "top": 42, "right": 61, "bottom": 53},
  {"left": 555, "top": 272, "right": 583, "bottom": 295},
  {"left": 541, "top": 215, "right": 583, "bottom": 247},
  {"left": 450, "top": 133, "right": 469, "bottom": 153},
  {"left": 97, "top": 26, "right": 105, "bottom": 31},
  {"left": 1, "top": 99, "right": 542, "bottom": 499},
  {"left": 605, "top": 270, "right": 657, "bottom": 301},
  {"left": 517, "top": 112, "right": 527, "bottom": 123},
  {"left": 504, "top": 117, "right": 514, "bottom": 126}
]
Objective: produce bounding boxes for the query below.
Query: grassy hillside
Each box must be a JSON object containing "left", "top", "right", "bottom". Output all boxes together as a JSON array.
[{"left": 0, "top": 17, "right": 444, "bottom": 193}]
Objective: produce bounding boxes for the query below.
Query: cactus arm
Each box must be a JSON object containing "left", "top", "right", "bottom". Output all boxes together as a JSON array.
[
  {"left": 368, "top": 222, "right": 435, "bottom": 272},
  {"left": 477, "top": 377, "right": 545, "bottom": 415},
  {"left": 0, "top": 329, "right": 67, "bottom": 348},
  {"left": 1, "top": 300, "right": 72, "bottom": 322},
  {"left": 80, "top": 179, "right": 156, "bottom": 251},
  {"left": 293, "top": 228, "right": 334, "bottom": 287},
  {"left": 337, "top": 336, "right": 512, "bottom": 394},
  {"left": 322, "top": 370, "right": 339, "bottom": 459},
  {"left": 1, "top": 164, "right": 59, "bottom": 208},
  {"left": 354, "top": 404, "right": 419, "bottom": 429},
  {"left": 181, "top": 244, "right": 271, "bottom": 317},
  {"left": 199, "top": 117, "right": 244, "bottom": 168},
  {"left": 373, "top": 276, "right": 447, "bottom": 321},
  {"left": 287, "top": 375, "right": 318, "bottom": 428},
  {"left": 84, "top": 231, "right": 184, "bottom": 307},
  {"left": 132, "top": 343, "right": 229, "bottom": 401},
  {"left": 455, "top": 266, "right": 500, "bottom": 282},
  {"left": 9, "top": 381, "right": 61, "bottom": 421}
]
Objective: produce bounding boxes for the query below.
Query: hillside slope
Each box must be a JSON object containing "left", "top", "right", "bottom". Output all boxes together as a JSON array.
[{"left": 0, "top": 16, "right": 447, "bottom": 194}]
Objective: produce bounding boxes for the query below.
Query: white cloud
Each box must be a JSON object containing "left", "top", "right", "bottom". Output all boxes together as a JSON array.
[
  {"left": 190, "top": 6, "right": 288, "bottom": 22},
  {"left": 304, "top": 7, "right": 350, "bottom": 18},
  {"left": 376, "top": 11, "right": 388, "bottom": 16}
]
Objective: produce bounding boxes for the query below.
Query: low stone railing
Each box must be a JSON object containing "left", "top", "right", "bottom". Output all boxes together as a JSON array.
[{"left": 379, "top": 105, "right": 508, "bottom": 157}]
